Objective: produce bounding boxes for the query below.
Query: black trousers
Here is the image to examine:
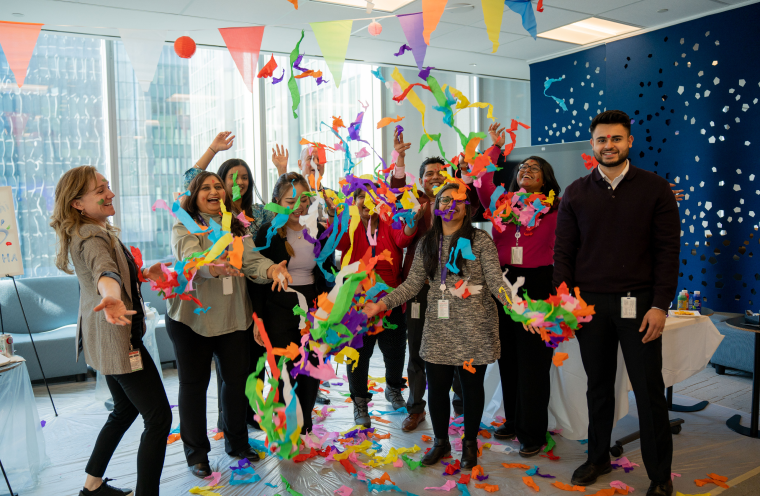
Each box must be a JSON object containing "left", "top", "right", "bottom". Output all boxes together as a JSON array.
[
  {"left": 577, "top": 290, "right": 672, "bottom": 483},
  {"left": 406, "top": 283, "right": 463, "bottom": 414},
  {"left": 259, "top": 284, "right": 322, "bottom": 434},
  {"left": 425, "top": 361, "right": 487, "bottom": 440},
  {"left": 166, "top": 316, "right": 252, "bottom": 465},
  {"left": 347, "top": 305, "right": 408, "bottom": 400},
  {"left": 85, "top": 344, "right": 171, "bottom": 496},
  {"left": 498, "top": 265, "right": 555, "bottom": 447}
]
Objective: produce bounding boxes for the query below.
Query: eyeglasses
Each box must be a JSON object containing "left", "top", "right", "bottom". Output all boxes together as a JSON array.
[
  {"left": 439, "top": 197, "right": 454, "bottom": 205},
  {"left": 518, "top": 164, "right": 541, "bottom": 174}
]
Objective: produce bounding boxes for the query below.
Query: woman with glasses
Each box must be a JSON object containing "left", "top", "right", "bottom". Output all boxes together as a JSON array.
[
  {"left": 363, "top": 182, "right": 510, "bottom": 470},
  {"left": 476, "top": 122, "right": 562, "bottom": 458}
]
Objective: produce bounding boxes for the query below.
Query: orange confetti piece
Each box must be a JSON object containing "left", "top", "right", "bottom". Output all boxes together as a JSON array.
[
  {"left": 475, "top": 483, "right": 499, "bottom": 492},
  {"left": 523, "top": 476, "right": 540, "bottom": 492},
  {"left": 212, "top": 431, "right": 224, "bottom": 440},
  {"left": 370, "top": 432, "right": 391, "bottom": 439},
  {"left": 463, "top": 358, "right": 476, "bottom": 374},
  {"left": 371, "top": 416, "right": 392, "bottom": 424},
  {"left": 503, "top": 463, "right": 531, "bottom": 469},
  {"left": 345, "top": 397, "right": 352, "bottom": 403},
  {"left": 472, "top": 465, "right": 486, "bottom": 479},
  {"left": 421, "top": 435, "right": 432, "bottom": 442},
  {"left": 228, "top": 235, "right": 244, "bottom": 269},
  {"left": 167, "top": 433, "right": 181, "bottom": 444},
  {"left": 256, "top": 54, "right": 278, "bottom": 78},
  {"left": 295, "top": 69, "right": 323, "bottom": 79},
  {"left": 377, "top": 115, "right": 405, "bottom": 129},
  {"left": 553, "top": 352, "right": 569, "bottom": 367},
  {"left": 695, "top": 474, "right": 729, "bottom": 489},
  {"left": 370, "top": 472, "right": 396, "bottom": 486},
  {"left": 332, "top": 116, "right": 345, "bottom": 131},
  {"left": 272, "top": 342, "right": 301, "bottom": 361},
  {"left": 552, "top": 481, "right": 586, "bottom": 492},
  {"left": 707, "top": 473, "right": 728, "bottom": 482},
  {"left": 478, "top": 429, "right": 492, "bottom": 439}
]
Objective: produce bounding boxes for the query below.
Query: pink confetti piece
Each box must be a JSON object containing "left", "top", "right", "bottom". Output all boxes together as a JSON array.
[
  {"left": 204, "top": 472, "right": 222, "bottom": 487},
  {"left": 335, "top": 486, "right": 353, "bottom": 496},
  {"left": 425, "top": 480, "right": 458, "bottom": 491},
  {"left": 393, "top": 458, "right": 404, "bottom": 468},
  {"left": 611, "top": 481, "right": 634, "bottom": 492},
  {"left": 152, "top": 199, "right": 176, "bottom": 217},
  {"left": 671, "top": 473, "right": 681, "bottom": 480}
]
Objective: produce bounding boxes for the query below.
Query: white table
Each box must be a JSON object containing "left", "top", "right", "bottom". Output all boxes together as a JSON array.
[
  {"left": 484, "top": 316, "right": 725, "bottom": 440},
  {"left": 0, "top": 359, "right": 49, "bottom": 494}
]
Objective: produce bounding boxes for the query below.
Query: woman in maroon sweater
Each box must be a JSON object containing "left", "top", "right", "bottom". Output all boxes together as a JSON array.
[{"left": 477, "top": 123, "right": 562, "bottom": 457}]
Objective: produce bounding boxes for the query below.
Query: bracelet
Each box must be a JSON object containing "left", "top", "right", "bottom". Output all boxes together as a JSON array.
[{"left": 209, "top": 146, "right": 216, "bottom": 154}]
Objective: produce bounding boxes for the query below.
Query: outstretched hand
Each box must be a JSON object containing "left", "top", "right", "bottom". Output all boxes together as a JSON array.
[
  {"left": 364, "top": 300, "right": 387, "bottom": 318},
  {"left": 210, "top": 131, "right": 235, "bottom": 153},
  {"left": 269, "top": 261, "right": 293, "bottom": 291},
  {"left": 143, "top": 262, "right": 172, "bottom": 282},
  {"left": 93, "top": 296, "right": 136, "bottom": 326},
  {"left": 488, "top": 122, "right": 506, "bottom": 148}
]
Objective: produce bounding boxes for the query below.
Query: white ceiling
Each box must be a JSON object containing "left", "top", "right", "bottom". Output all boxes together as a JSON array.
[{"left": 1, "top": 0, "right": 756, "bottom": 80}]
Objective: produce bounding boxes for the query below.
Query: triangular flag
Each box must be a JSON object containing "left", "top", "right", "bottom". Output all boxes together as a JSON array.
[
  {"left": 396, "top": 13, "right": 427, "bottom": 71},
  {"left": 310, "top": 20, "right": 352, "bottom": 89},
  {"left": 118, "top": 29, "right": 167, "bottom": 93},
  {"left": 481, "top": 0, "right": 505, "bottom": 53},
  {"left": 219, "top": 26, "right": 265, "bottom": 93},
  {"left": 422, "top": 0, "right": 448, "bottom": 45},
  {"left": 505, "top": 0, "right": 537, "bottom": 39},
  {"left": 0, "top": 21, "right": 43, "bottom": 88}
]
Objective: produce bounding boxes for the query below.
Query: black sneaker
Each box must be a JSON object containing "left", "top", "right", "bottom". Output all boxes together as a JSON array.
[
  {"left": 79, "top": 478, "right": 133, "bottom": 496},
  {"left": 571, "top": 460, "right": 612, "bottom": 486},
  {"left": 493, "top": 423, "right": 516, "bottom": 440}
]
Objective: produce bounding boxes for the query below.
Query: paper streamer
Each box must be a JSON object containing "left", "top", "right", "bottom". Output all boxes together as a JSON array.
[{"left": 288, "top": 31, "right": 306, "bottom": 118}]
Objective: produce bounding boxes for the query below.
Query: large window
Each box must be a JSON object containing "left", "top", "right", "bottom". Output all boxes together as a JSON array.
[
  {"left": 0, "top": 34, "right": 108, "bottom": 277},
  {"left": 2, "top": 31, "right": 529, "bottom": 278}
]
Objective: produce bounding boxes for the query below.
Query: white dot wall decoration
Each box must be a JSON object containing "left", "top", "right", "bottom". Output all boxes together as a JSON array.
[
  {"left": 739, "top": 79, "right": 746, "bottom": 86},
  {"left": 734, "top": 184, "right": 741, "bottom": 191},
  {"left": 678, "top": 86, "right": 684, "bottom": 94},
  {"left": 713, "top": 77, "right": 720, "bottom": 85}
]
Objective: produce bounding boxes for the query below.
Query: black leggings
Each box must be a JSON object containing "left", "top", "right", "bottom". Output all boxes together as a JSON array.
[
  {"left": 85, "top": 344, "right": 171, "bottom": 496},
  {"left": 166, "top": 316, "right": 252, "bottom": 465},
  {"left": 347, "top": 305, "right": 407, "bottom": 400},
  {"left": 425, "top": 361, "right": 487, "bottom": 441}
]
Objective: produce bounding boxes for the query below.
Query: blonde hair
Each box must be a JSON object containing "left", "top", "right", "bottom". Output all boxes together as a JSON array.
[{"left": 50, "top": 166, "right": 119, "bottom": 273}]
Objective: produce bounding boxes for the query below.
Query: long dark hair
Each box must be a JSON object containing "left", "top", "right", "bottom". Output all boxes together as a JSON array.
[
  {"left": 270, "top": 172, "right": 311, "bottom": 257},
  {"left": 420, "top": 183, "right": 476, "bottom": 280},
  {"left": 218, "top": 158, "right": 261, "bottom": 219},
  {"left": 185, "top": 171, "right": 247, "bottom": 237},
  {"left": 508, "top": 156, "right": 561, "bottom": 211}
]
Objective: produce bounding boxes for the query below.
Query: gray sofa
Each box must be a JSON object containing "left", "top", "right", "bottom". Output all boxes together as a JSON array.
[
  {"left": 1, "top": 276, "right": 175, "bottom": 382},
  {"left": 709, "top": 313, "right": 754, "bottom": 375}
]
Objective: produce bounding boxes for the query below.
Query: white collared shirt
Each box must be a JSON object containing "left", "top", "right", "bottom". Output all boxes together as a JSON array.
[{"left": 598, "top": 160, "right": 629, "bottom": 190}]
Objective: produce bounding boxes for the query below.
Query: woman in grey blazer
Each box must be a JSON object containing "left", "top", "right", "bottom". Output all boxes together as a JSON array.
[
  {"left": 166, "top": 171, "right": 291, "bottom": 478},
  {"left": 51, "top": 166, "right": 173, "bottom": 496}
]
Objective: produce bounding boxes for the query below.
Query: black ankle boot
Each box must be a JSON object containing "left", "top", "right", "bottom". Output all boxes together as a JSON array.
[
  {"left": 421, "top": 437, "right": 451, "bottom": 466},
  {"left": 460, "top": 440, "right": 478, "bottom": 470}
]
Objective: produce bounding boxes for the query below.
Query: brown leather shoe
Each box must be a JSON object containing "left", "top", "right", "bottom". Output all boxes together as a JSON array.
[{"left": 401, "top": 412, "right": 426, "bottom": 432}]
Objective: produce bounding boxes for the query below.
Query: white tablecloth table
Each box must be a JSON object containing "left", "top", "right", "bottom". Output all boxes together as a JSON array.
[
  {"left": 0, "top": 358, "right": 49, "bottom": 493},
  {"left": 484, "top": 316, "right": 724, "bottom": 440}
]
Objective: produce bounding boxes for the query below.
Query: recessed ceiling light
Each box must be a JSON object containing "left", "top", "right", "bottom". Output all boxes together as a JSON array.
[
  {"left": 12, "top": 13, "right": 24, "bottom": 17},
  {"left": 310, "top": 0, "right": 415, "bottom": 13},
  {"left": 658, "top": 9, "right": 669, "bottom": 13},
  {"left": 538, "top": 17, "right": 640, "bottom": 45}
]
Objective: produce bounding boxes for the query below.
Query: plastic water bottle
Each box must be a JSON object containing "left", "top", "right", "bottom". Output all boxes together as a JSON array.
[
  {"left": 693, "top": 291, "right": 702, "bottom": 313},
  {"left": 677, "top": 290, "right": 689, "bottom": 311}
]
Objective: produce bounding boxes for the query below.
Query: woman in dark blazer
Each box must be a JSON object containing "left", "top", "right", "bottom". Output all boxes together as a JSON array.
[
  {"left": 51, "top": 166, "right": 172, "bottom": 496},
  {"left": 251, "top": 172, "right": 336, "bottom": 434}
]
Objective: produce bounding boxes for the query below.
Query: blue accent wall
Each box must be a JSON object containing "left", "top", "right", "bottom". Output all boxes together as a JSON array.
[{"left": 530, "top": 3, "right": 760, "bottom": 312}]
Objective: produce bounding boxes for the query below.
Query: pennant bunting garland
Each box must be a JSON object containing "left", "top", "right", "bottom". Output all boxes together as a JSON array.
[
  {"left": 422, "top": 0, "right": 448, "bottom": 45},
  {"left": 219, "top": 26, "right": 265, "bottom": 93},
  {"left": 396, "top": 13, "right": 428, "bottom": 70},
  {"left": 0, "top": 21, "right": 44, "bottom": 88},
  {"left": 504, "top": 0, "right": 538, "bottom": 39},
  {"left": 310, "top": 20, "right": 353, "bottom": 88},
  {"left": 118, "top": 29, "right": 168, "bottom": 93}
]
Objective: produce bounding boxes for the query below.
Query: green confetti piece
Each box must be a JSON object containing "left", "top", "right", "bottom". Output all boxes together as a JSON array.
[
  {"left": 402, "top": 454, "right": 422, "bottom": 471},
  {"left": 280, "top": 475, "right": 302, "bottom": 496},
  {"left": 232, "top": 171, "right": 241, "bottom": 202},
  {"left": 382, "top": 316, "right": 398, "bottom": 330},
  {"left": 544, "top": 431, "right": 556, "bottom": 452},
  {"left": 287, "top": 31, "right": 305, "bottom": 119}
]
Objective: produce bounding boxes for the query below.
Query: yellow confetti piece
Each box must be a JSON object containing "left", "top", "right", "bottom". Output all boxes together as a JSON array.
[
  {"left": 341, "top": 205, "right": 361, "bottom": 268},
  {"left": 219, "top": 198, "right": 232, "bottom": 232},
  {"left": 200, "top": 233, "right": 232, "bottom": 266},
  {"left": 334, "top": 346, "right": 360, "bottom": 371}
]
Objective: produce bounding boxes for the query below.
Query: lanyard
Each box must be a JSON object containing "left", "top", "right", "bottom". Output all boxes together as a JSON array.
[
  {"left": 439, "top": 235, "right": 448, "bottom": 291},
  {"left": 514, "top": 224, "right": 521, "bottom": 246}
]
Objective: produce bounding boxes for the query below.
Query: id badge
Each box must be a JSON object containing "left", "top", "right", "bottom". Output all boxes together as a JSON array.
[
  {"left": 621, "top": 297, "right": 637, "bottom": 319},
  {"left": 222, "top": 276, "right": 233, "bottom": 295},
  {"left": 129, "top": 349, "right": 143, "bottom": 372},
  {"left": 411, "top": 302, "right": 421, "bottom": 319},
  {"left": 437, "top": 300, "right": 450, "bottom": 319},
  {"left": 511, "top": 246, "right": 524, "bottom": 265}
]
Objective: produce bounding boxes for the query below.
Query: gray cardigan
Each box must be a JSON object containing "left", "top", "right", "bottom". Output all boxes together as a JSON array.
[{"left": 70, "top": 224, "right": 143, "bottom": 375}]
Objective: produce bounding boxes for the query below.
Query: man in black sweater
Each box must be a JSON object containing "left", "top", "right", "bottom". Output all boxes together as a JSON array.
[{"left": 553, "top": 110, "right": 680, "bottom": 496}]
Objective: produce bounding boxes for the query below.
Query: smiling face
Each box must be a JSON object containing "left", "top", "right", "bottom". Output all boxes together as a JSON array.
[
  {"left": 225, "top": 165, "right": 249, "bottom": 198},
  {"left": 70, "top": 172, "right": 115, "bottom": 226},
  {"left": 591, "top": 123, "right": 633, "bottom": 168},
  {"left": 299, "top": 150, "right": 325, "bottom": 178},
  {"left": 278, "top": 182, "right": 311, "bottom": 224},
  {"left": 355, "top": 190, "right": 373, "bottom": 222},
  {"left": 422, "top": 163, "right": 446, "bottom": 197},
  {"left": 438, "top": 190, "right": 465, "bottom": 224},
  {"left": 196, "top": 176, "right": 226, "bottom": 215},
  {"left": 517, "top": 159, "right": 544, "bottom": 193}
]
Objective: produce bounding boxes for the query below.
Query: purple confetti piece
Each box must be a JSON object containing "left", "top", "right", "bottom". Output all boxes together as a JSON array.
[
  {"left": 476, "top": 475, "right": 489, "bottom": 481},
  {"left": 535, "top": 468, "right": 555, "bottom": 479},
  {"left": 272, "top": 69, "right": 285, "bottom": 84},
  {"left": 395, "top": 124, "right": 404, "bottom": 135},
  {"left": 293, "top": 53, "right": 309, "bottom": 72},
  {"left": 418, "top": 66, "right": 435, "bottom": 80},
  {"left": 316, "top": 76, "right": 330, "bottom": 85},
  {"left": 40, "top": 420, "right": 46, "bottom": 428},
  {"left": 394, "top": 44, "right": 412, "bottom": 57}
]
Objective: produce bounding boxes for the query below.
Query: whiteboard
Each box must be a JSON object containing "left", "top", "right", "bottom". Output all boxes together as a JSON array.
[{"left": 0, "top": 187, "right": 24, "bottom": 277}]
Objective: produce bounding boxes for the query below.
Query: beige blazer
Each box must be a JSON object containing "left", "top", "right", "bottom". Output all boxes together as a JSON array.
[{"left": 70, "top": 224, "right": 144, "bottom": 375}]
